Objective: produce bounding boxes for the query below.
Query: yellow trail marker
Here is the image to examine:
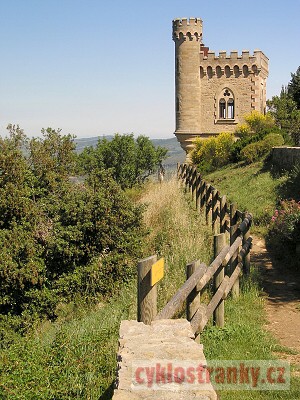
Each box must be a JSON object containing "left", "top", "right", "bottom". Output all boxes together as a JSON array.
[{"left": 151, "top": 258, "right": 164, "bottom": 286}]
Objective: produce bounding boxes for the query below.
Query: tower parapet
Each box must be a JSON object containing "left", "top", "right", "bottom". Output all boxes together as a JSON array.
[
  {"left": 200, "top": 50, "right": 269, "bottom": 78},
  {"left": 172, "top": 18, "right": 203, "bottom": 41}
]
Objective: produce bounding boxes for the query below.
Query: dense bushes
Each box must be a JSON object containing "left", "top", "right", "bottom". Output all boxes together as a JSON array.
[
  {"left": 235, "top": 111, "right": 277, "bottom": 140},
  {"left": 267, "top": 164, "right": 300, "bottom": 268},
  {"left": 240, "top": 133, "right": 284, "bottom": 164},
  {"left": 0, "top": 126, "right": 146, "bottom": 332},
  {"left": 268, "top": 199, "right": 300, "bottom": 268},
  {"left": 231, "top": 112, "right": 284, "bottom": 163},
  {"left": 191, "top": 111, "right": 286, "bottom": 171},
  {"left": 191, "top": 132, "right": 234, "bottom": 172}
]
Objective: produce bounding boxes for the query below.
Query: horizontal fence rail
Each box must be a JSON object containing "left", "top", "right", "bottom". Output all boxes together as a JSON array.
[{"left": 137, "top": 163, "right": 253, "bottom": 339}]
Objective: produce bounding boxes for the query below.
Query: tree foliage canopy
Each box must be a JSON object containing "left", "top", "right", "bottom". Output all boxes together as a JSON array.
[
  {"left": 288, "top": 66, "right": 300, "bottom": 109},
  {"left": 79, "top": 134, "right": 168, "bottom": 189},
  {"left": 0, "top": 126, "right": 146, "bottom": 330},
  {"left": 267, "top": 67, "right": 300, "bottom": 146},
  {"left": 191, "top": 132, "right": 235, "bottom": 172}
]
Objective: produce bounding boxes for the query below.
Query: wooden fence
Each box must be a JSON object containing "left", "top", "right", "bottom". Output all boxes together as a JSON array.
[{"left": 137, "top": 163, "right": 252, "bottom": 339}]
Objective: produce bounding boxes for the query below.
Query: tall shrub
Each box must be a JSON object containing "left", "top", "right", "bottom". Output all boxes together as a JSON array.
[
  {"left": 191, "top": 132, "right": 234, "bottom": 172},
  {"left": 0, "top": 126, "right": 145, "bottom": 324},
  {"left": 240, "top": 133, "right": 284, "bottom": 164},
  {"left": 231, "top": 111, "right": 282, "bottom": 162},
  {"left": 268, "top": 200, "right": 300, "bottom": 268}
]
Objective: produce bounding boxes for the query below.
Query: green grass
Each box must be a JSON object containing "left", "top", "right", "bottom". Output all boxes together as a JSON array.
[
  {"left": 201, "top": 273, "right": 300, "bottom": 399},
  {"left": 204, "top": 162, "right": 288, "bottom": 233}
]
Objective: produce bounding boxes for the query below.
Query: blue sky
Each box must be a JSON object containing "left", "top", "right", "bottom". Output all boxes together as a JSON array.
[{"left": 0, "top": 0, "right": 299, "bottom": 139}]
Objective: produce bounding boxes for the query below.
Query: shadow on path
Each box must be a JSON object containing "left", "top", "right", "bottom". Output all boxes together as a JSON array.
[{"left": 251, "top": 235, "right": 300, "bottom": 365}]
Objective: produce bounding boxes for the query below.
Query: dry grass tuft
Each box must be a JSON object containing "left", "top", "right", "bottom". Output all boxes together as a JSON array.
[{"left": 140, "top": 177, "right": 213, "bottom": 311}]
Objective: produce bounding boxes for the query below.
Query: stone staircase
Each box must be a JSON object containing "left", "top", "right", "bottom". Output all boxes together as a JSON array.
[{"left": 113, "top": 319, "right": 217, "bottom": 399}]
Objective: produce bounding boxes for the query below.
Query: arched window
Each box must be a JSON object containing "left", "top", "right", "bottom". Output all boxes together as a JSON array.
[
  {"left": 219, "top": 99, "right": 226, "bottom": 119},
  {"left": 243, "top": 65, "right": 249, "bottom": 77},
  {"left": 218, "top": 88, "right": 235, "bottom": 119},
  {"left": 234, "top": 65, "right": 240, "bottom": 78},
  {"left": 207, "top": 66, "right": 213, "bottom": 79},
  {"left": 228, "top": 98, "right": 234, "bottom": 119},
  {"left": 225, "top": 65, "right": 231, "bottom": 78}
]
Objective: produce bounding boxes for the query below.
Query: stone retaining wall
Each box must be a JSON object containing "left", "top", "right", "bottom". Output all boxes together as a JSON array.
[
  {"left": 272, "top": 146, "right": 300, "bottom": 171},
  {"left": 113, "top": 319, "right": 217, "bottom": 399}
]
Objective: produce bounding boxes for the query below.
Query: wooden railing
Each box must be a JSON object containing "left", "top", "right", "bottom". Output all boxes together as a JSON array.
[{"left": 137, "top": 163, "right": 252, "bottom": 339}]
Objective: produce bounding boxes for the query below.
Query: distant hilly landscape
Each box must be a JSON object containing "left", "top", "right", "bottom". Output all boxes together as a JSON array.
[{"left": 75, "top": 136, "right": 186, "bottom": 168}]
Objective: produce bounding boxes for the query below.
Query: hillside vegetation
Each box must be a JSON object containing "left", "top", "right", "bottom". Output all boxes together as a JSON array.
[
  {"left": 0, "top": 127, "right": 150, "bottom": 347},
  {"left": 1, "top": 170, "right": 300, "bottom": 398},
  {"left": 1, "top": 121, "right": 299, "bottom": 398},
  {"left": 0, "top": 178, "right": 213, "bottom": 398},
  {"left": 204, "top": 161, "right": 288, "bottom": 231}
]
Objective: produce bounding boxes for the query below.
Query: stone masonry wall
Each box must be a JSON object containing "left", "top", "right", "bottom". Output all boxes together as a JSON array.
[
  {"left": 113, "top": 319, "right": 217, "bottom": 399},
  {"left": 200, "top": 73, "right": 252, "bottom": 134},
  {"left": 272, "top": 147, "right": 300, "bottom": 171},
  {"left": 200, "top": 50, "right": 268, "bottom": 135}
]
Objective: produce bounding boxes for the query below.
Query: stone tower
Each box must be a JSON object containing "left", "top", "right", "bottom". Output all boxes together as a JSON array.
[{"left": 172, "top": 18, "right": 269, "bottom": 153}]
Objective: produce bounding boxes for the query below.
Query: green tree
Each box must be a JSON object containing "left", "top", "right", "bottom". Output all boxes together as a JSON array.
[
  {"left": 288, "top": 66, "right": 300, "bottom": 109},
  {"left": 0, "top": 125, "right": 37, "bottom": 228},
  {"left": 267, "top": 87, "right": 300, "bottom": 146},
  {"left": 29, "top": 127, "right": 77, "bottom": 194},
  {"left": 79, "top": 134, "right": 168, "bottom": 189},
  {"left": 0, "top": 126, "right": 145, "bottom": 326}
]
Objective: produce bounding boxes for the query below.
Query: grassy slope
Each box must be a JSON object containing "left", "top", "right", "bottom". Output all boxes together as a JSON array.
[{"left": 204, "top": 162, "right": 288, "bottom": 233}]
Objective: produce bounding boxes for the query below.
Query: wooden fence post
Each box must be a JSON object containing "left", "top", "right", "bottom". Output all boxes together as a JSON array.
[
  {"left": 177, "top": 163, "right": 180, "bottom": 180},
  {"left": 200, "top": 180, "right": 206, "bottom": 209},
  {"left": 189, "top": 166, "right": 193, "bottom": 197},
  {"left": 242, "top": 212, "right": 251, "bottom": 275},
  {"left": 213, "top": 233, "right": 226, "bottom": 327},
  {"left": 191, "top": 167, "right": 197, "bottom": 201},
  {"left": 220, "top": 195, "right": 227, "bottom": 234},
  {"left": 186, "top": 260, "right": 201, "bottom": 343},
  {"left": 196, "top": 174, "right": 201, "bottom": 212},
  {"left": 186, "top": 165, "right": 190, "bottom": 190},
  {"left": 137, "top": 255, "right": 157, "bottom": 324},
  {"left": 182, "top": 164, "right": 187, "bottom": 183},
  {"left": 185, "top": 165, "right": 189, "bottom": 191},
  {"left": 212, "top": 189, "right": 219, "bottom": 234},
  {"left": 205, "top": 184, "right": 211, "bottom": 225},
  {"left": 230, "top": 203, "right": 239, "bottom": 298}
]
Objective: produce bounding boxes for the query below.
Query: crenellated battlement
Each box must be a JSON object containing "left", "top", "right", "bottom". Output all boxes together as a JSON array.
[
  {"left": 199, "top": 49, "right": 269, "bottom": 78},
  {"left": 200, "top": 49, "right": 268, "bottom": 65},
  {"left": 172, "top": 17, "right": 203, "bottom": 41}
]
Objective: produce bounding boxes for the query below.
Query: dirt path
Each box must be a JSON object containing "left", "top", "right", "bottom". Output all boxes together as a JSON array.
[{"left": 251, "top": 235, "right": 300, "bottom": 366}]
